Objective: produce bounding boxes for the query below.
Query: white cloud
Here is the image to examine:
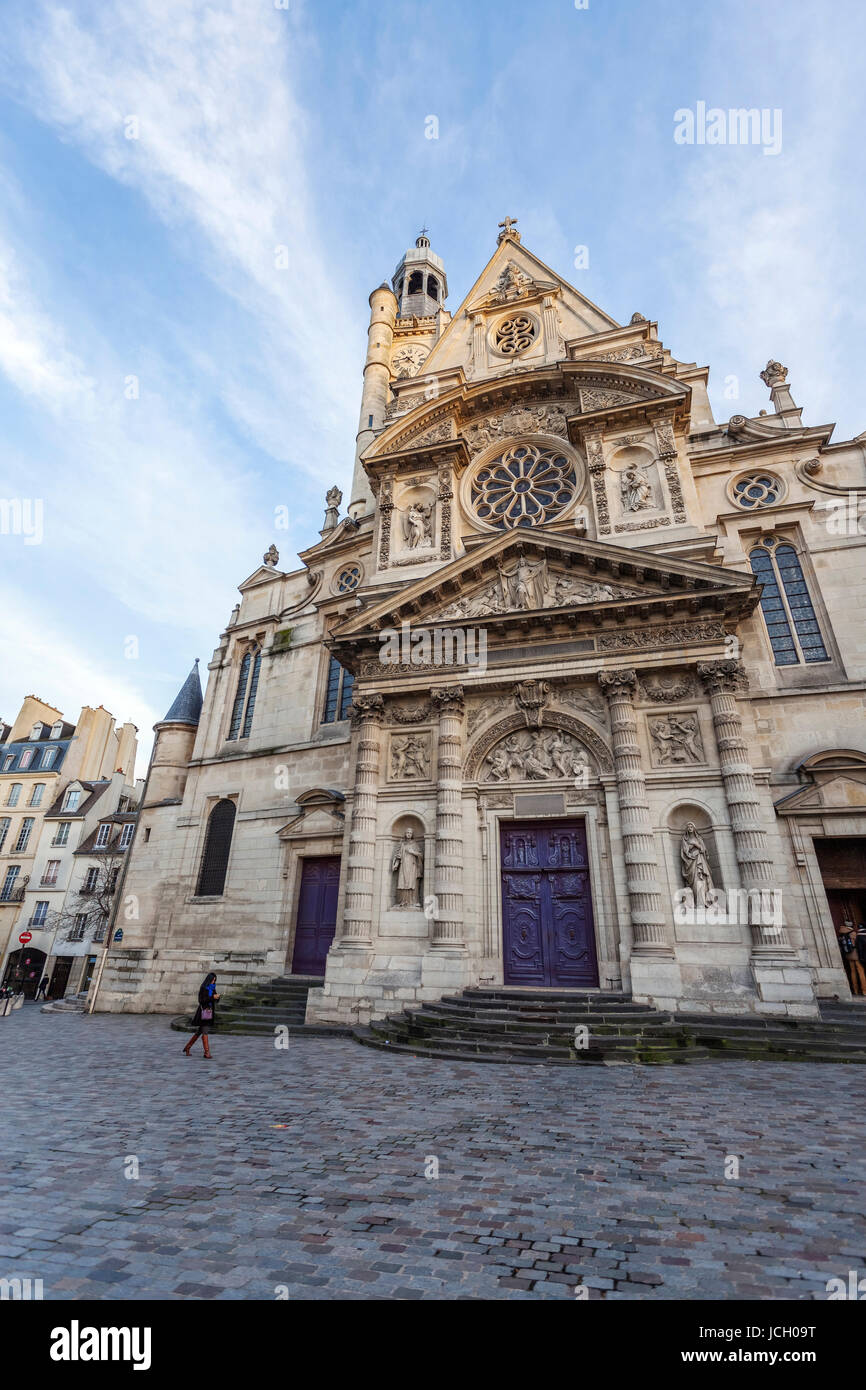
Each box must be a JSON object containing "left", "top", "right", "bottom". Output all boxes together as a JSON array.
[
  {"left": 0, "top": 596, "right": 160, "bottom": 774},
  {"left": 0, "top": 242, "right": 96, "bottom": 407},
  {"left": 10, "top": 0, "right": 358, "bottom": 454}
]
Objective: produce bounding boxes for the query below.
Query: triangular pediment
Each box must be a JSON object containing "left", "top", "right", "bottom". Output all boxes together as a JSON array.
[
  {"left": 418, "top": 236, "right": 619, "bottom": 382},
  {"left": 238, "top": 563, "right": 284, "bottom": 592},
  {"left": 331, "top": 529, "right": 757, "bottom": 640},
  {"left": 776, "top": 751, "right": 866, "bottom": 814}
]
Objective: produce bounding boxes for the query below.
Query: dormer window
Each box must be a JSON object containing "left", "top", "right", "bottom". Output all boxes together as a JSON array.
[
  {"left": 29, "top": 724, "right": 42, "bottom": 740},
  {"left": 63, "top": 788, "right": 82, "bottom": 811},
  {"left": 50, "top": 721, "right": 63, "bottom": 739},
  {"left": 95, "top": 823, "right": 111, "bottom": 848}
]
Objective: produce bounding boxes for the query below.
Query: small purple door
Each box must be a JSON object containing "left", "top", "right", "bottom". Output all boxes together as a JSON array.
[
  {"left": 501, "top": 820, "right": 598, "bottom": 988},
  {"left": 291, "top": 856, "right": 341, "bottom": 976}
]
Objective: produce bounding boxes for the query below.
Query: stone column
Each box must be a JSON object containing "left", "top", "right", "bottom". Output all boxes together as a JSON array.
[
  {"left": 697, "top": 660, "right": 793, "bottom": 955},
  {"left": 430, "top": 685, "right": 465, "bottom": 946},
  {"left": 598, "top": 670, "right": 671, "bottom": 956},
  {"left": 341, "top": 692, "right": 384, "bottom": 944}
]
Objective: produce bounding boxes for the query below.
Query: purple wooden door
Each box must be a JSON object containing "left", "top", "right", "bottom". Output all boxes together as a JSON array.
[
  {"left": 501, "top": 820, "right": 598, "bottom": 987},
  {"left": 291, "top": 856, "right": 341, "bottom": 976}
]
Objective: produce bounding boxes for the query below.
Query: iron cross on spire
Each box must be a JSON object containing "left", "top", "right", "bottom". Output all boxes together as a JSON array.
[{"left": 498, "top": 215, "right": 520, "bottom": 242}]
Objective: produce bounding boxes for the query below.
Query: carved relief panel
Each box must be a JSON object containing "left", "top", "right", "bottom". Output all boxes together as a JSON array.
[
  {"left": 647, "top": 711, "right": 707, "bottom": 767},
  {"left": 388, "top": 732, "right": 433, "bottom": 782}
]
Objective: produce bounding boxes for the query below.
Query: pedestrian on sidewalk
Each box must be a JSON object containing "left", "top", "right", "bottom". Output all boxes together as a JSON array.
[
  {"left": 35, "top": 977, "right": 49, "bottom": 1000},
  {"left": 183, "top": 972, "right": 219, "bottom": 1058}
]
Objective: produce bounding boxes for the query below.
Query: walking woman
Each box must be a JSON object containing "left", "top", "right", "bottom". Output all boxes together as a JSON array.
[{"left": 183, "top": 972, "right": 219, "bottom": 1057}]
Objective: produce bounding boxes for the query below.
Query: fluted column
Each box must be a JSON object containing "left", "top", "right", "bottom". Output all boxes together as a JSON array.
[
  {"left": 599, "top": 669, "right": 671, "bottom": 955},
  {"left": 697, "top": 660, "right": 793, "bottom": 954},
  {"left": 431, "top": 685, "right": 465, "bottom": 946},
  {"left": 341, "top": 692, "right": 384, "bottom": 944}
]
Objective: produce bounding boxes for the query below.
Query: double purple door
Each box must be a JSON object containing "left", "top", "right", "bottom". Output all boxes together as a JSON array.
[
  {"left": 291, "top": 856, "right": 340, "bottom": 976},
  {"left": 501, "top": 820, "right": 599, "bottom": 988}
]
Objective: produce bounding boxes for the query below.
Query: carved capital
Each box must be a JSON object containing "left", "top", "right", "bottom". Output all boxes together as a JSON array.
[
  {"left": 432, "top": 684, "right": 465, "bottom": 716},
  {"left": 349, "top": 692, "right": 385, "bottom": 723},
  {"left": 697, "top": 659, "right": 747, "bottom": 696},
  {"left": 598, "top": 669, "right": 638, "bottom": 700}
]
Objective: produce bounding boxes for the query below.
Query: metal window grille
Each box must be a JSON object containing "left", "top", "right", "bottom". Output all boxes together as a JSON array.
[{"left": 195, "top": 799, "right": 236, "bottom": 897}]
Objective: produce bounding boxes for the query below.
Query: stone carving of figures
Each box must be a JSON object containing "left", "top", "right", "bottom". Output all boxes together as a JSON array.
[
  {"left": 391, "top": 735, "right": 429, "bottom": 779},
  {"left": 680, "top": 822, "right": 715, "bottom": 909},
  {"left": 503, "top": 734, "right": 527, "bottom": 776},
  {"left": 651, "top": 715, "right": 703, "bottom": 765},
  {"left": 391, "top": 829, "right": 424, "bottom": 908},
  {"left": 498, "top": 555, "right": 548, "bottom": 611},
  {"left": 263, "top": 544, "right": 279, "bottom": 567},
  {"left": 590, "top": 582, "right": 615, "bottom": 601},
  {"left": 523, "top": 744, "right": 552, "bottom": 779},
  {"left": 621, "top": 465, "right": 653, "bottom": 512},
  {"left": 486, "top": 748, "right": 510, "bottom": 781},
  {"left": 544, "top": 732, "right": 573, "bottom": 777},
  {"left": 404, "top": 503, "right": 429, "bottom": 549}
]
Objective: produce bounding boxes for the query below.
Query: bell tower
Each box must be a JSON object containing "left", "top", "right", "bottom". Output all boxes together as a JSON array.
[{"left": 392, "top": 230, "right": 448, "bottom": 320}]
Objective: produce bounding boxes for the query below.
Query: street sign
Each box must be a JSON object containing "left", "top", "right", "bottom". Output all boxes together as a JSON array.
[
  {"left": 18, "top": 931, "right": 32, "bottom": 945},
  {"left": 114, "top": 928, "right": 124, "bottom": 943}
]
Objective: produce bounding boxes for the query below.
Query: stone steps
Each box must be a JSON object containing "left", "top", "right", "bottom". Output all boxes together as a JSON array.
[
  {"left": 170, "top": 975, "right": 349, "bottom": 1037},
  {"left": 355, "top": 988, "right": 866, "bottom": 1066}
]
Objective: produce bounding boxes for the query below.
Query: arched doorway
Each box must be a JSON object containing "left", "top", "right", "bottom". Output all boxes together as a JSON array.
[{"left": 3, "top": 947, "right": 47, "bottom": 998}]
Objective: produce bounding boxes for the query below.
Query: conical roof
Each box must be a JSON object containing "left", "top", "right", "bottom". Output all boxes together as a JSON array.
[{"left": 162, "top": 659, "right": 203, "bottom": 726}]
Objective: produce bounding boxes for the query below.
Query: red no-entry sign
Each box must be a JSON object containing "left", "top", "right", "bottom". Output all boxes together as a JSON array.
[{"left": 18, "top": 931, "right": 32, "bottom": 945}]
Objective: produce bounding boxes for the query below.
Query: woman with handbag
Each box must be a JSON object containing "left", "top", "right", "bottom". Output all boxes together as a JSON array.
[{"left": 183, "top": 972, "right": 219, "bottom": 1057}]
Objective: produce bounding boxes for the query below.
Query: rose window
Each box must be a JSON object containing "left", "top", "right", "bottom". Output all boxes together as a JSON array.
[
  {"left": 471, "top": 443, "right": 577, "bottom": 529},
  {"left": 733, "top": 473, "right": 782, "bottom": 509},
  {"left": 493, "top": 314, "right": 537, "bottom": 356}
]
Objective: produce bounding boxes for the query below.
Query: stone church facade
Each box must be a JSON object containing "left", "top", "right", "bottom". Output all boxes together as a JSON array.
[{"left": 96, "top": 221, "right": 866, "bottom": 1024}]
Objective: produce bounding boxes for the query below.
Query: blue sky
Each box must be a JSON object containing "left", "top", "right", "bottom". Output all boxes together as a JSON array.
[{"left": 0, "top": 0, "right": 863, "bottom": 773}]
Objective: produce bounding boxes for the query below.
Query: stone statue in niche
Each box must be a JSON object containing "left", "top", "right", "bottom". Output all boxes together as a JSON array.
[
  {"left": 680, "top": 822, "right": 715, "bottom": 909},
  {"left": 650, "top": 714, "right": 704, "bottom": 765},
  {"left": 391, "top": 828, "right": 424, "bottom": 908},
  {"left": 390, "top": 734, "right": 430, "bottom": 780},
  {"left": 402, "top": 500, "right": 434, "bottom": 550},
  {"left": 621, "top": 464, "right": 653, "bottom": 511}
]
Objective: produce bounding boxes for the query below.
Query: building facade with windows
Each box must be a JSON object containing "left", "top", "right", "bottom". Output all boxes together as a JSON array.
[
  {"left": 95, "top": 223, "right": 866, "bottom": 1023},
  {"left": 2, "top": 771, "right": 143, "bottom": 998},
  {"left": 0, "top": 698, "right": 138, "bottom": 994}
]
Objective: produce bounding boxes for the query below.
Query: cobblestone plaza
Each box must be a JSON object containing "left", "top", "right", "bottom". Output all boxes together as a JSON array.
[{"left": 2, "top": 1007, "right": 865, "bottom": 1301}]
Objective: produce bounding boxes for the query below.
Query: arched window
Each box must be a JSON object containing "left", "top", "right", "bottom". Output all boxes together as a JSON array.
[
  {"left": 407, "top": 270, "right": 424, "bottom": 295},
  {"left": 227, "top": 646, "right": 262, "bottom": 739},
  {"left": 196, "top": 799, "right": 236, "bottom": 897},
  {"left": 321, "top": 656, "right": 354, "bottom": 723},
  {"left": 427, "top": 275, "right": 439, "bottom": 301},
  {"left": 749, "top": 538, "right": 828, "bottom": 666}
]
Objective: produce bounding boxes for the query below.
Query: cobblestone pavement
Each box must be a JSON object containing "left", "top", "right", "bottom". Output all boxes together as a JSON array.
[{"left": 1, "top": 1005, "right": 865, "bottom": 1301}]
